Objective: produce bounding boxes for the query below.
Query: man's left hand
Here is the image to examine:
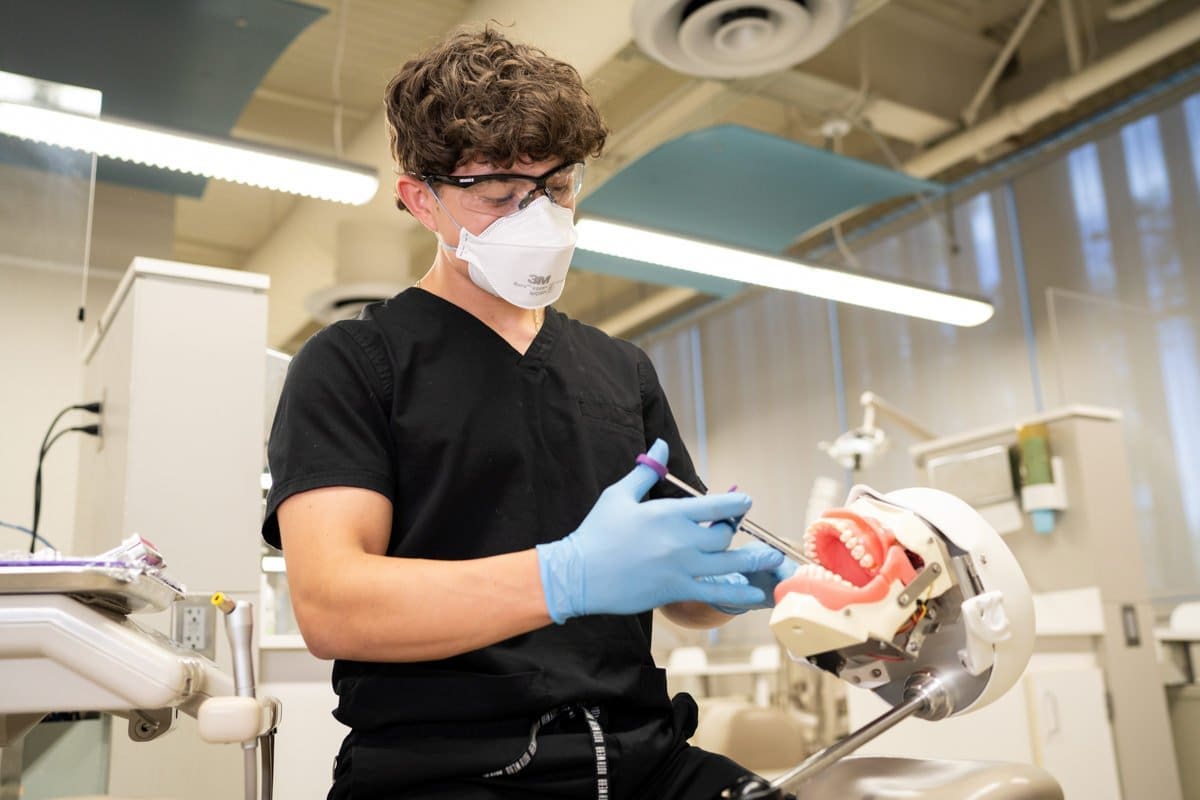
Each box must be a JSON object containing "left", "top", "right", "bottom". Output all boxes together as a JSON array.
[{"left": 701, "top": 542, "right": 798, "bottom": 615}]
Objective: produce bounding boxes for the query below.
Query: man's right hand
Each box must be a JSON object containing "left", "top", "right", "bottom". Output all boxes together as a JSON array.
[{"left": 536, "top": 439, "right": 783, "bottom": 623}]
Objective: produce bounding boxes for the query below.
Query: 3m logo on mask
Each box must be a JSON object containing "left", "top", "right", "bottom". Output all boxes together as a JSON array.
[{"left": 450, "top": 196, "right": 578, "bottom": 309}]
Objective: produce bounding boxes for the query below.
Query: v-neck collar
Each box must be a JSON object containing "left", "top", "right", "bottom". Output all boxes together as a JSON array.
[
  {"left": 408, "top": 287, "right": 561, "bottom": 368},
  {"left": 521, "top": 306, "right": 561, "bottom": 369}
]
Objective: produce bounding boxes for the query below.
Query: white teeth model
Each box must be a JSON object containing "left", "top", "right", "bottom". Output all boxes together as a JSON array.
[{"left": 799, "top": 517, "right": 885, "bottom": 589}]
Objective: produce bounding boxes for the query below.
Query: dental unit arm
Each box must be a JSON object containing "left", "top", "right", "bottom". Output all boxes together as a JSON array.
[{"left": 0, "top": 537, "right": 280, "bottom": 800}]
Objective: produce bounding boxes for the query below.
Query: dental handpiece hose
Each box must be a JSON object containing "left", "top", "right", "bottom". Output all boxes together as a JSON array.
[
  {"left": 635, "top": 454, "right": 816, "bottom": 567},
  {"left": 212, "top": 593, "right": 260, "bottom": 800}
]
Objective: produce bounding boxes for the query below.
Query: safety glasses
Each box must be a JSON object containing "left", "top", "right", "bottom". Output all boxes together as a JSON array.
[{"left": 422, "top": 161, "right": 585, "bottom": 216}]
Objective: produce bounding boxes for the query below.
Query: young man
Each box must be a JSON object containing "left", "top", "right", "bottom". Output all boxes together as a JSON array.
[{"left": 264, "top": 28, "right": 792, "bottom": 800}]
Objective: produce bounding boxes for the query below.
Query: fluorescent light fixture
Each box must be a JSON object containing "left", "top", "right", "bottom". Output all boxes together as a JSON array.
[
  {"left": 575, "top": 218, "right": 994, "bottom": 327},
  {"left": 0, "top": 101, "right": 378, "bottom": 205},
  {"left": 0, "top": 70, "right": 100, "bottom": 116}
]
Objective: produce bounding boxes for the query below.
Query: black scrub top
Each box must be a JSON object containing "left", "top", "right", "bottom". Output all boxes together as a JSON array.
[{"left": 263, "top": 288, "right": 703, "bottom": 733}]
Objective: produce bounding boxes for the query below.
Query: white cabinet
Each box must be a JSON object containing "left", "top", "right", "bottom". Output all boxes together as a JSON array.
[{"left": 1023, "top": 667, "right": 1121, "bottom": 800}]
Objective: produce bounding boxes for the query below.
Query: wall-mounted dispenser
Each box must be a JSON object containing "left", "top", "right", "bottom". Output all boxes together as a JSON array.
[{"left": 1016, "top": 423, "right": 1068, "bottom": 534}]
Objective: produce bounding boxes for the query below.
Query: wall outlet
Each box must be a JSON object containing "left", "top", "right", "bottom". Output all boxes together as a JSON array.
[{"left": 172, "top": 595, "right": 217, "bottom": 660}]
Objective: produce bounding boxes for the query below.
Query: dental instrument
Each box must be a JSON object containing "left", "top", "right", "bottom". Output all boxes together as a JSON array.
[{"left": 635, "top": 453, "right": 817, "bottom": 568}]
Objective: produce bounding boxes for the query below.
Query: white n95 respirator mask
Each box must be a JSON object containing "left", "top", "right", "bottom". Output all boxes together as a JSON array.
[{"left": 439, "top": 196, "right": 577, "bottom": 309}]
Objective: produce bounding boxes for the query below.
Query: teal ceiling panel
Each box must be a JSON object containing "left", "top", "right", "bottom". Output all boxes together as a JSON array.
[
  {"left": 577, "top": 124, "right": 941, "bottom": 292},
  {"left": 0, "top": 0, "right": 325, "bottom": 197}
]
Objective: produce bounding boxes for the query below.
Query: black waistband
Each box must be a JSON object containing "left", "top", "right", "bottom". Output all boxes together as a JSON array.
[
  {"left": 348, "top": 700, "right": 674, "bottom": 745},
  {"left": 334, "top": 662, "right": 673, "bottom": 732}
]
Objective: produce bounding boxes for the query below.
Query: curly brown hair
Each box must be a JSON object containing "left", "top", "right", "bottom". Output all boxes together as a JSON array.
[{"left": 384, "top": 27, "right": 609, "bottom": 211}]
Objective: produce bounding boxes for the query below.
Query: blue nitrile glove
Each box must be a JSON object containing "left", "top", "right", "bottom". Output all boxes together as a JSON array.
[
  {"left": 702, "top": 542, "right": 798, "bottom": 615},
  {"left": 537, "top": 439, "right": 773, "bottom": 623}
]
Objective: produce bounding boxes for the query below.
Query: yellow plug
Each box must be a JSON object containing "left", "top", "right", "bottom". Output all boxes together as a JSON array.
[{"left": 211, "top": 592, "right": 236, "bottom": 615}]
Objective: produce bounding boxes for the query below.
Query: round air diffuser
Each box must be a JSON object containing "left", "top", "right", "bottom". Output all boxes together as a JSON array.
[{"left": 632, "top": 0, "right": 855, "bottom": 78}]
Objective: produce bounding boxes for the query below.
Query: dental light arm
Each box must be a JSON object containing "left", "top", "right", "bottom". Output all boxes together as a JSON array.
[
  {"left": 819, "top": 392, "right": 938, "bottom": 471},
  {"left": 859, "top": 392, "right": 937, "bottom": 442}
]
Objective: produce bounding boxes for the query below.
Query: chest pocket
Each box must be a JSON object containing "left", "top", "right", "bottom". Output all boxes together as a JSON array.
[{"left": 577, "top": 394, "right": 646, "bottom": 489}]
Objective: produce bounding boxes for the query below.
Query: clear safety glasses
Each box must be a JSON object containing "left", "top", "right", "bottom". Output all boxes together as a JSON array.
[{"left": 422, "top": 161, "right": 585, "bottom": 217}]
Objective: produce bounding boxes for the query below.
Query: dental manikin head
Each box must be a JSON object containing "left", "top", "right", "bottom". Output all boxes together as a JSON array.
[{"left": 771, "top": 486, "right": 1035, "bottom": 717}]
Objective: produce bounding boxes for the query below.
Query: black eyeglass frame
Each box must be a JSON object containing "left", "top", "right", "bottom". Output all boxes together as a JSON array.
[{"left": 419, "top": 161, "right": 585, "bottom": 210}]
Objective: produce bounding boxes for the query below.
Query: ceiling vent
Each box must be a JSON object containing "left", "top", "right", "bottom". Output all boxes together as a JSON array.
[
  {"left": 305, "top": 221, "right": 418, "bottom": 326},
  {"left": 632, "top": 0, "right": 855, "bottom": 78}
]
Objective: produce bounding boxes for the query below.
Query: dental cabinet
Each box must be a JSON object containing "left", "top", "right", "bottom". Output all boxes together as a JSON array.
[{"left": 73, "top": 258, "right": 270, "bottom": 800}]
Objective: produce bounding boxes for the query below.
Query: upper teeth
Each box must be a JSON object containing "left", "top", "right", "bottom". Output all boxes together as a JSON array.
[{"left": 804, "top": 518, "right": 879, "bottom": 574}]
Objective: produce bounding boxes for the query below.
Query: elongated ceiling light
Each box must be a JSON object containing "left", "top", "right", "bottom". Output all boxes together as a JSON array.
[
  {"left": 0, "top": 102, "right": 378, "bottom": 205},
  {"left": 575, "top": 218, "right": 994, "bottom": 327}
]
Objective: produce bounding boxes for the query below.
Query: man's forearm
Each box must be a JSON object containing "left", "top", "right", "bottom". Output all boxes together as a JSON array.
[{"left": 291, "top": 549, "right": 553, "bottom": 662}]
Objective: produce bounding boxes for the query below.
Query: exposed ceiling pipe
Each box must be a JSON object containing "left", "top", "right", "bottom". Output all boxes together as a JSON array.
[
  {"left": 961, "top": 0, "right": 1048, "bottom": 127},
  {"left": 1107, "top": 0, "right": 1168, "bottom": 22},
  {"left": 1059, "top": 0, "right": 1085, "bottom": 74},
  {"left": 904, "top": 4, "right": 1200, "bottom": 179}
]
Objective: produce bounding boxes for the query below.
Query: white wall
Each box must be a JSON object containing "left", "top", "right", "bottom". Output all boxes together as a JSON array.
[
  {"left": 0, "top": 261, "right": 118, "bottom": 554},
  {"left": 0, "top": 164, "right": 174, "bottom": 555}
]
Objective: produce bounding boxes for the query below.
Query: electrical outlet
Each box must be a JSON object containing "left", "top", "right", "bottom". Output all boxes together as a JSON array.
[
  {"left": 172, "top": 595, "right": 217, "bottom": 659},
  {"left": 182, "top": 607, "right": 207, "bottom": 649}
]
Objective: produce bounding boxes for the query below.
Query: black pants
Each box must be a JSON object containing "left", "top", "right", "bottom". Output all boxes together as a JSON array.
[{"left": 328, "top": 695, "right": 756, "bottom": 799}]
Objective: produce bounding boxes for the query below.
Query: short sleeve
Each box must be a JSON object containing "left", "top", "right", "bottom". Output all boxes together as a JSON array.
[
  {"left": 261, "top": 323, "right": 395, "bottom": 549},
  {"left": 636, "top": 348, "right": 708, "bottom": 498}
]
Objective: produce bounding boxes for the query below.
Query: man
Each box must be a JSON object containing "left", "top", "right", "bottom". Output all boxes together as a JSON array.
[{"left": 264, "top": 27, "right": 792, "bottom": 800}]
